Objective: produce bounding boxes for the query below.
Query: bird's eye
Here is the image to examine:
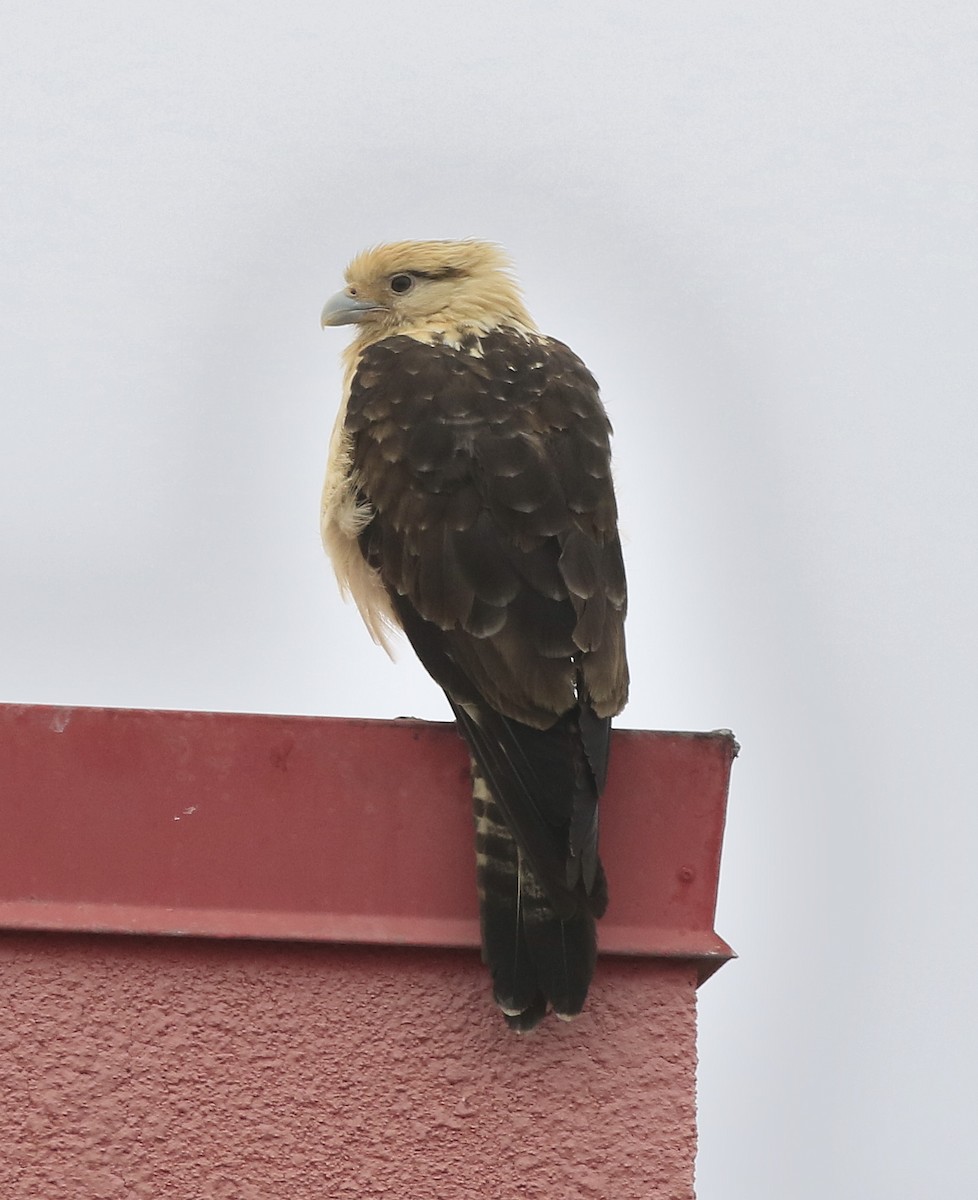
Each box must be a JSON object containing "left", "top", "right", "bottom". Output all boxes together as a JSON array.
[{"left": 389, "top": 273, "right": 414, "bottom": 294}]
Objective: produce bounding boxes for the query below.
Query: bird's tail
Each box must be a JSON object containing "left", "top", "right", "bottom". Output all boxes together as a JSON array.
[{"left": 471, "top": 762, "right": 602, "bottom": 1032}]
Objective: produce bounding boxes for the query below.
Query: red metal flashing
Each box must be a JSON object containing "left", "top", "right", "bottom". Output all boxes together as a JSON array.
[{"left": 0, "top": 705, "right": 736, "bottom": 982}]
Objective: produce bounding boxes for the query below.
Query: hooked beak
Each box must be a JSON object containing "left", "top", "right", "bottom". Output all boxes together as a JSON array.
[{"left": 320, "top": 288, "right": 386, "bottom": 328}]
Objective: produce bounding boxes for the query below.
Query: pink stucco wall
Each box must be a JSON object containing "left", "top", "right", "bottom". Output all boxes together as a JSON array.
[{"left": 1, "top": 933, "right": 698, "bottom": 1199}]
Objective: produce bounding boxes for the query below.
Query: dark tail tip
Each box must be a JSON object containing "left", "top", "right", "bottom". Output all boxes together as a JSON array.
[
  {"left": 521, "top": 894, "right": 598, "bottom": 1021},
  {"left": 481, "top": 868, "right": 599, "bottom": 1030},
  {"left": 502, "top": 992, "right": 549, "bottom": 1033}
]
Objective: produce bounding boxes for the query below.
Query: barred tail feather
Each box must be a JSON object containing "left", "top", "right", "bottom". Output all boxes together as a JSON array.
[
  {"left": 472, "top": 767, "right": 541, "bottom": 1019},
  {"left": 472, "top": 762, "right": 599, "bottom": 1031}
]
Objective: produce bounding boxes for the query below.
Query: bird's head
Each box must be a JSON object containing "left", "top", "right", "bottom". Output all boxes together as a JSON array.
[{"left": 320, "top": 239, "right": 536, "bottom": 343}]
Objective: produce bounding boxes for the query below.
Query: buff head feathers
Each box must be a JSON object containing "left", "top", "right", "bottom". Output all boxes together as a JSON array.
[{"left": 321, "top": 239, "right": 537, "bottom": 343}]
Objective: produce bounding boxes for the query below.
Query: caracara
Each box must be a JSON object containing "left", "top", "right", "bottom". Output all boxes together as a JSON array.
[{"left": 320, "top": 240, "right": 628, "bottom": 1030}]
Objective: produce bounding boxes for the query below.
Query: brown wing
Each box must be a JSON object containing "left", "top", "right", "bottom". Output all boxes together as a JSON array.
[
  {"left": 347, "top": 331, "right": 628, "bottom": 716},
  {"left": 345, "top": 329, "right": 628, "bottom": 913}
]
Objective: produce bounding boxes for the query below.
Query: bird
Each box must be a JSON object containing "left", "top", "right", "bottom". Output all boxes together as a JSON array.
[{"left": 320, "top": 240, "right": 628, "bottom": 1030}]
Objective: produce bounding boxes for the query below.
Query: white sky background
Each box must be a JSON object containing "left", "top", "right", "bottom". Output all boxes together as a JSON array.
[{"left": 2, "top": 2, "right": 976, "bottom": 1194}]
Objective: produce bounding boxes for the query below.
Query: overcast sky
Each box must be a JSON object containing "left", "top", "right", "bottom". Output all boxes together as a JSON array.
[{"left": 3, "top": 3, "right": 977, "bottom": 1195}]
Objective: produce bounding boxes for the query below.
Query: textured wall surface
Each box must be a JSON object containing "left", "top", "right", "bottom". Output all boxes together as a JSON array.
[{"left": 0, "top": 933, "right": 698, "bottom": 1199}]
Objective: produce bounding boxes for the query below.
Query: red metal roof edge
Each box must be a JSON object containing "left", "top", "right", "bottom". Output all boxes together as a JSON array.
[
  {"left": 0, "top": 700, "right": 741, "bottom": 743},
  {"left": 0, "top": 903, "right": 735, "bottom": 989},
  {"left": 0, "top": 705, "right": 737, "bottom": 983}
]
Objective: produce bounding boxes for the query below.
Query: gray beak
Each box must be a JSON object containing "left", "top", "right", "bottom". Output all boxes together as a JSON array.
[{"left": 320, "top": 289, "right": 385, "bottom": 327}]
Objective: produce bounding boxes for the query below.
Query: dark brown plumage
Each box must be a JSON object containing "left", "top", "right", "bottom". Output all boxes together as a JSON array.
[{"left": 320, "top": 241, "right": 628, "bottom": 1029}]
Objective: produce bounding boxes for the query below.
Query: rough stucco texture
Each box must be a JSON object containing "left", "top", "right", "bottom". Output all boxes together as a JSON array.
[{"left": 0, "top": 934, "right": 698, "bottom": 1199}]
